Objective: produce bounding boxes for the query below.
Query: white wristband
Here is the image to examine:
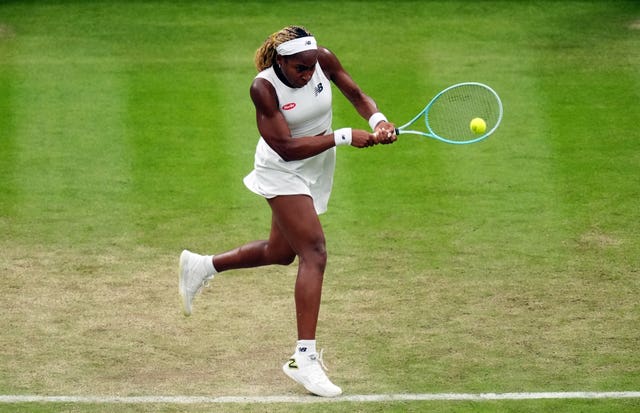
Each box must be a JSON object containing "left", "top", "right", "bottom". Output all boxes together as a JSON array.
[
  {"left": 334, "top": 128, "right": 352, "bottom": 146},
  {"left": 368, "top": 112, "right": 388, "bottom": 130}
]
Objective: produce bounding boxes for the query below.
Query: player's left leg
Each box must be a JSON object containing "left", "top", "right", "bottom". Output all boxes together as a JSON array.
[{"left": 179, "top": 204, "right": 296, "bottom": 316}]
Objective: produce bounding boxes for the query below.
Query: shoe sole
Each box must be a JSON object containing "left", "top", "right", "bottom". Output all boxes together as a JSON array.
[{"left": 178, "top": 250, "right": 191, "bottom": 316}]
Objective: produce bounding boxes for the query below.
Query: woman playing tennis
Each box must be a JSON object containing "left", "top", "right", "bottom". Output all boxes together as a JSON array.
[{"left": 179, "top": 25, "right": 396, "bottom": 397}]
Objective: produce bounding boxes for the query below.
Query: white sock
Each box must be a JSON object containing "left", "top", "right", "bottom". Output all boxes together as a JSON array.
[
  {"left": 203, "top": 255, "right": 217, "bottom": 276},
  {"left": 296, "top": 339, "right": 316, "bottom": 355}
]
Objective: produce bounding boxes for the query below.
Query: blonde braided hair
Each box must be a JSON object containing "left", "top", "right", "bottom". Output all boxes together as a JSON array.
[{"left": 254, "top": 25, "right": 313, "bottom": 72}]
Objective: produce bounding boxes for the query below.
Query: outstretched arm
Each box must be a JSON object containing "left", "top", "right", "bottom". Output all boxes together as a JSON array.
[{"left": 318, "top": 47, "right": 396, "bottom": 143}]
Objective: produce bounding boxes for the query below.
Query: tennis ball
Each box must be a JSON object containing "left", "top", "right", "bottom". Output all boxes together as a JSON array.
[{"left": 470, "top": 117, "right": 486, "bottom": 134}]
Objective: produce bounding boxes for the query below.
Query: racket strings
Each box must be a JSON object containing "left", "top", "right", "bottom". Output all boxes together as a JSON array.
[{"left": 426, "top": 84, "right": 501, "bottom": 142}]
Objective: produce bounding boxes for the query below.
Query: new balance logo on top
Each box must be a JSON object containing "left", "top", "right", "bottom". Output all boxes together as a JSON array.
[
  {"left": 314, "top": 82, "right": 323, "bottom": 97},
  {"left": 298, "top": 346, "right": 307, "bottom": 353}
]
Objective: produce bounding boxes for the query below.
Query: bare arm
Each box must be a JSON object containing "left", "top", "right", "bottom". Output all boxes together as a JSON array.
[
  {"left": 250, "top": 78, "right": 336, "bottom": 161},
  {"left": 318, "top": 47, "right": 396, "bottom": 141},
  {"left": 250, "top": 77, "right": 378, "bottom": 161}
]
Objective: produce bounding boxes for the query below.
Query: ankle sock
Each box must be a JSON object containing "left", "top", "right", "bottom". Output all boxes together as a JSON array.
[
  {"left": 296, "top": 339, "right": 316, "bottom": 355},
  {"left": 203, "top": 255, "right": 217, "bottom": 275}
]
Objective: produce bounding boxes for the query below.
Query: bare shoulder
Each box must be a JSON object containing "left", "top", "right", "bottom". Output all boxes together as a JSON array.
[
  {"left": 317, "top": 46, "right": 343, "bottom": 77},
  {"left": 250, "top": 77, "right": 278, "bottom": 111}
]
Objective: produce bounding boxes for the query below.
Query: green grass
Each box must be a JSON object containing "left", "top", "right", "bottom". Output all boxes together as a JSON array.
[{"left": 1, "top": 1, "right": 639, "bottom": 412}]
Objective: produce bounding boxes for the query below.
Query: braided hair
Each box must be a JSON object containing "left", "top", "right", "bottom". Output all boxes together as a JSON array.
[{"left": 254, "top": 25, "right": 313, "bottom": 72}]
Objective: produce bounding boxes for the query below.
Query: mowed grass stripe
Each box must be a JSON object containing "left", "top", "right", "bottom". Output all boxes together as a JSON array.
[{"left": 7, "top": 35, "right": 132, "bottom": 249}]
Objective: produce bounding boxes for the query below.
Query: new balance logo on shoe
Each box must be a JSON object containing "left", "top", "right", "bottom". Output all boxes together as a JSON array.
[
  {"left": 298, "top": 346, "right": 307, "bottom": 353},
  {"left": 287, "top": 358, "right": 298, "bottom": 369}
]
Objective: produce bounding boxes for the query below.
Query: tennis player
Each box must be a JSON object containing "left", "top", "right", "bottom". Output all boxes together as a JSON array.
[{"left": 179, "top": 25, "right": 396, "bottom": 397}]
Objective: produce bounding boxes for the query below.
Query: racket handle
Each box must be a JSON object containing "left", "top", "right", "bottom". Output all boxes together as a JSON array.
[{"left": 395, "top": 128, "right": 400, "bottom": 135}]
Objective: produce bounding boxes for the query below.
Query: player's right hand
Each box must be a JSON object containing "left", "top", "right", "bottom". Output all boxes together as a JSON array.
[{"left": 351, "top": 129, "right": 379, "bottom": 148}]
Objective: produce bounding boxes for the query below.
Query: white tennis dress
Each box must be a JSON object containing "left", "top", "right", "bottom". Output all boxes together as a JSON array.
[{"left": 243, "top": 63, "right": 336, "bottom": 214}]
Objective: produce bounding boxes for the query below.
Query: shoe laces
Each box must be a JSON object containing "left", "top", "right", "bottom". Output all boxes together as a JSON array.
[
  {"left": 312, "top": 349, "right": 329, "bottom": 371},
  {"left": 305, "top": 350, "right": 338, "bottom": 389},
  {"left": 202, "top": 274, "right": 214, "bottom": 288},
  {"left": 196, "top": 257, "right": 215, "bottom": 289}
]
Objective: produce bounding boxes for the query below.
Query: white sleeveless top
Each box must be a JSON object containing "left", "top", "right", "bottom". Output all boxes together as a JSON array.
[{"left": 243, "top": 63, "right": 337, "bottom": 214}]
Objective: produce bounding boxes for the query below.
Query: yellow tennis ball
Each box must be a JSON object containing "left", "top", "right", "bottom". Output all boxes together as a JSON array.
[{"left": 470, "top": 117, "right": 486, "bottom": 134}]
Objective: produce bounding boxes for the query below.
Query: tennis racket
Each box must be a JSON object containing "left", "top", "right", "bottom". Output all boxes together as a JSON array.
[{"left": 394, "top": 82, "right": 503, "bottom": 144}]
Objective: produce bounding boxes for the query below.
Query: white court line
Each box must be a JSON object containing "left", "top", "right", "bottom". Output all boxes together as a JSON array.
[{"left": 0, "top": 392, "right": 639, "bottom": 404}]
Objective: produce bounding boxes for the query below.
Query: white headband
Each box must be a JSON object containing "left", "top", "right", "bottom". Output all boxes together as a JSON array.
[{"left": 276, "top": 36, "right": 317, "bottom": 56}]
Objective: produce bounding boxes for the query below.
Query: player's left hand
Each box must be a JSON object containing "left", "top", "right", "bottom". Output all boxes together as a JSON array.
[{"left": 374, "top": 122, "right": 397, "bottom": 144}]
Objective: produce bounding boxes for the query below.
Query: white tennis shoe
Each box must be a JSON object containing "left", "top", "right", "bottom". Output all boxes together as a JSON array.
[
  {"left": 282, "top": 350, "right": 342, "bottom": 397},
  {"left": 178, "top": 249, "right": 214, "bottom": 316}
]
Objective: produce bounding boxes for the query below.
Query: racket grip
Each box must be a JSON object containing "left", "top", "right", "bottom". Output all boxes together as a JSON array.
[{"left": 394, "top": 128, "right": 400, "bottom": 135}]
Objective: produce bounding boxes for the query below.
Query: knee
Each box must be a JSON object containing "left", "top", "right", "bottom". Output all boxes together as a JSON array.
[{"left": 302, "top": 237, "right": 327, "bottom": 269}]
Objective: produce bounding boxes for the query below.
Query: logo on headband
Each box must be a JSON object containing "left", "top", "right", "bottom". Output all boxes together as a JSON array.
[{"left": 276, "top": 36, "right": 317, "bottom": 56}]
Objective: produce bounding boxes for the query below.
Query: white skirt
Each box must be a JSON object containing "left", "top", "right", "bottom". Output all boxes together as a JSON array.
[{"left": 243, "top": 138, "right": 336, "bottom": 215}]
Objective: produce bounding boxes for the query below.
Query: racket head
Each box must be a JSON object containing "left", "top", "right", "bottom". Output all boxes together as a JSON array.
[
  {"left": 424, "top": 82, "right": 503, "bottom": 144},
  {"left": 396, "top": 82, "right": 503, "bottom": 144}
]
